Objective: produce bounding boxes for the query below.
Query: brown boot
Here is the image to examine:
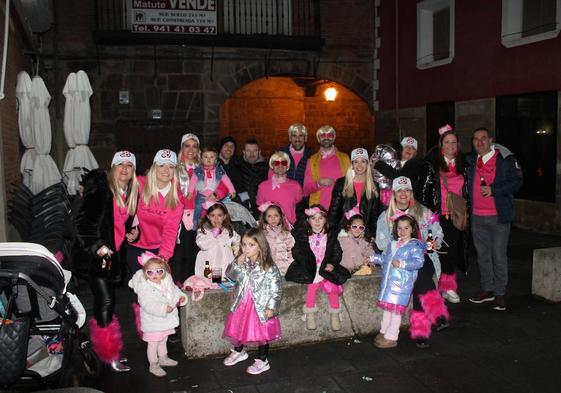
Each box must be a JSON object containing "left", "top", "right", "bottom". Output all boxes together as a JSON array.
[{"left": 374, "top": 337, "right": 397, "bottom": 349}]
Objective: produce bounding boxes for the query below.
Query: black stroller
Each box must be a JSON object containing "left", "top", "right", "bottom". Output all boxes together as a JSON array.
[{"left": 0, "top": 242, "right": 99, "bottom": 389}]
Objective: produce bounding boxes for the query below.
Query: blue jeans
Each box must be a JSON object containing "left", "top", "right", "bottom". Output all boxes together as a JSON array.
[{"left": 471, "top": 215, "right": 511, "bottom": 296}]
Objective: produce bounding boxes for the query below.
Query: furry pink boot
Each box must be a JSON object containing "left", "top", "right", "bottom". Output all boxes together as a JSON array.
[
  {"left": 89, "top": 317, "right": 123, "bottom": 364},
  {"left": 409, "top": 310, "right": 431, "bottom": 339},
  {"left": 438, "top": 273, "right": 458, "bottom": 292},
  {"left": 420, "top": 290, "right": 450, "bottom": 325}
]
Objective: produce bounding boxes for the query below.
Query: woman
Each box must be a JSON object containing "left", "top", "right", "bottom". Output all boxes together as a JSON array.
[
  {"left": 328, "top": 148, "right": 381, "bottom": 236},
  {"left": 376, "top": 176, "right": 449, "bottom": 348},
  {"left": 256, "top": 151, "right": 303, "bottom": 225},
  {"left": 417, "top": 125, "right": 468, "bottom": 303},
  {"left": 171, "top": 133, "right": 201, "bottom": 282},
  {"left": 74, "top": 151, "right": 139, "bottom": 372},
  {"left": 127, "top": 149, "right": 183, "bottom": 275}
]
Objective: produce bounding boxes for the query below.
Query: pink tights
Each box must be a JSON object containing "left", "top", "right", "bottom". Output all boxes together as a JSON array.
[
  {"left": 147, "top": 337, "right": 169, "bottom": 364},
  {"left": 380, "top": 310, "right": 402, "bottom": 341},
  {"left": 305, "top": 282, "right": 340, "bottom": 309}
]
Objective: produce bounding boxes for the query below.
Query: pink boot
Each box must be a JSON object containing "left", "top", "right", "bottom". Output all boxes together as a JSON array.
[
  {"left": 439, "top": 273, "right": 460, "bottom": 303},
  {"left": 89, "top": 317, "right": 130, "bottom": 372},
  {"left": 409, "top": 310, "right": 432, "bottom": 348},
  {"left": 420, "top": 289, "right": 450, "bottom": 325}
]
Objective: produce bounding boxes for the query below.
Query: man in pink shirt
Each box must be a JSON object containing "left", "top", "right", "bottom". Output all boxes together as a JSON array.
[
  {"left": 303, "top": 125, "right": 350, "bottom": 210},
  {"left": 466, "top": 128, "right": 522, "bottom": 312}
]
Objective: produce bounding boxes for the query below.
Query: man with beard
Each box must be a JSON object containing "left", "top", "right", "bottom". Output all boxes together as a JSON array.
[
  {"left": 239, "top": 139, "right": 268, "bottom": 217},
  {"left": 303, "top": 125, "right": 350, "bottom": 209}
]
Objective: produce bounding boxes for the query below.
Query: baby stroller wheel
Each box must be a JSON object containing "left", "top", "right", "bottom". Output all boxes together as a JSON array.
[{"left": 79, "top": 340, "right": 102, "bottom": 377}]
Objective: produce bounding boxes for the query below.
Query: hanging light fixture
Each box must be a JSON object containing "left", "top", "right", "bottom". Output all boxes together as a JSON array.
[{"left": 324, "top": 87, "right": 338, "bottom": 102}]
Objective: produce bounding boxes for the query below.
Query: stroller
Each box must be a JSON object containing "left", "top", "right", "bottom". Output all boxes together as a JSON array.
[{"left": 0, "top": 242, "right": 98, "bottom": 389}]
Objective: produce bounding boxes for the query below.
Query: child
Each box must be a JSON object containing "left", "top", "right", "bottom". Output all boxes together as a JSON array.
[
  {"left": 187, "top": 147, "right": 236, "bottom": 224},
  {"left": 285, "top": 205, "right": 351, "bottom": 331},
  {"left": 223, "top": 228, "right": 282, "bottom": 375},
  {"left": 258, "top": 202, "right": 295, "bottom": 275},
  {"left": 195, "top": 202, "right": 240, "bottom": 278},
  {"left": 372, "top": 215, "right": 425, "bottom": 349},
  {"left": 338, "top": 213, "right": 375, "bottom": 274},
  {"left": 128, "top": 252, "right": 187, "bottom": 377}
]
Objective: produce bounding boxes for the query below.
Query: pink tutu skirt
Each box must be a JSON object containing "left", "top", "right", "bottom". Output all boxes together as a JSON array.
[
  {"left": 143, "top": 329, "right": 175, "bottom": 342},
  {"left": 377, "top": 300, "right": 407, "bottom": 316},
  {"left": 223, "top": 289, "right": 282, "bottom": 346}
]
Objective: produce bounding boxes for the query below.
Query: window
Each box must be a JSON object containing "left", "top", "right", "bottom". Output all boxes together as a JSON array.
[
  {"left": 416, "top": 0, "right": 455, "bottom": 69},
  {"left": 496, "top": 91, "right": 557, "bottom": 202},
  {"left": 501, "top": 0, "right": 561, "bottom": 47}
]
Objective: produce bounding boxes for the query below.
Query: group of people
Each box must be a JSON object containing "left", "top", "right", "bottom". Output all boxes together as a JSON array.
[{"left": 72, "top": 122, "right": 522, "bottom": 377}]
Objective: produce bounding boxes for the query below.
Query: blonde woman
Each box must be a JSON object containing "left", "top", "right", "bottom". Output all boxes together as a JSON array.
[
  {"left": 74, "top": 151, "right": 139, "bottom": 372},
  {"left": 127, "top": 149, "right": 183, "bottom": 275},
  {"left": 328, "top": 148, "right": 380, "bottom": 235}
]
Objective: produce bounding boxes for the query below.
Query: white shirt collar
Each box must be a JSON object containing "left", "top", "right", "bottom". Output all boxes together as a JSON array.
[
  {"left": 158, "top": 182, "right": 171, "bottom": 197},
  {"left": 444, "top": 156, "right": 455, "bottom": 165},
  {"left": 479, "top": 146, "right": 496, "bottom": 164}
]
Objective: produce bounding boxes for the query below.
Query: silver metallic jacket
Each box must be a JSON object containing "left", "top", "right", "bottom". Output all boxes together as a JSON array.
[{"left": 225, "top": 259, "right": 283, "bottom": 323}]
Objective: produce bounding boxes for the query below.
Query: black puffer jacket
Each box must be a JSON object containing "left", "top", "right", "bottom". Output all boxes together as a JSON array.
[
  {"left": 328, "top": 177, "right": 382, "bottom": 236},
  {"left": 417, "top": 147, "right": 469, "bottom": 215},
  {"left": 285, "top": 222, "right": 351, "bottom": 285},
  {"left": 72, "top": 169, "right": 135, "bottom": 280},
  {"left": 239, "top": 158, "right": 268, "bottom": 216}
]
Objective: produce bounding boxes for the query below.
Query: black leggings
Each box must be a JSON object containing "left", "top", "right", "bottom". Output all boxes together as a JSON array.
[
  {"left": 412, "top": 255, "right": 436, "bottom": 311},
  {"left": 439, "top": 216, "right": 464, "bottom": 275},
  {"left": 234, "top": 344, "right": 269, "bottom": 361},
  {"left": 90, "top": 276, "right": 115, "bottom": 327},
  {"left": 170, "top": 225, "right": 198, "bottom": 282}
]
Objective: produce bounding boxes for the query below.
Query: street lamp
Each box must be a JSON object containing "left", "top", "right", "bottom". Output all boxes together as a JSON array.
[{"left": 324, "top": 87, "right": 337, "bottom": 102}]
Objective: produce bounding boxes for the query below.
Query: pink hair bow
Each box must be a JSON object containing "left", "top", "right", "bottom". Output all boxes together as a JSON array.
[
  {"left": 345, "top": 206, "right": 360, "bottom": 220},
  {"left": 438, "top": 124, "right": 453, "bottom": 135},
  {"left": 258, "top": 201, "right": 276, "bottom": 212},
  {"left": 389, "top": 210, "right": 407, "bottom": 222},
  {"left": 304, "top": 207, "right": 322, "bottom": 217},
  {"left": 137, "top": 251, "right": 161, "bottom": 266},
  {"left": 428, "top": 212, "right": 440, "bottom": 225}
]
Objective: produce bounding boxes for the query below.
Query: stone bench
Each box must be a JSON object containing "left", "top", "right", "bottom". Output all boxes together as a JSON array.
[
  {"left": 180, "top": 272, "right": 389, "bottom": 358},
  {"left": 532, "top": 247, "right": 561, "bottom": 302}
]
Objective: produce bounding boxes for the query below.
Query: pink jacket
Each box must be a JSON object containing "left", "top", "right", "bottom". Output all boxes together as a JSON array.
[
  {"left": 132, "top": 176, "right": 183, "bottom": 261},
  {"left": 338, "top": 233, "right": 374, "bottom": 273},
  {"left": 263, "top": 225, "right": 295, "bottom": 275}
]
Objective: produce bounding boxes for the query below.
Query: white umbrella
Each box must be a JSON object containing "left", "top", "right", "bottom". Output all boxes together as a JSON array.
[
  {"left": 16, "top": 71, "right": 36, "bottom": 188},
  {"left": 29, "top": 76, "right": 61, "bottom": 194},
  {"left": 62, "top": 70, "right": 98, "bottom": 195}
]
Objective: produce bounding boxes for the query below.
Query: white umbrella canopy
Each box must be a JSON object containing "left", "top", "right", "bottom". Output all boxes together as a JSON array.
[
  {"left": 16, "top": 71, "right": 36, "bottom": 188},
  {"left": 62, "top": 70, "right": 98, "bottom": 195},
  {"left": 29, "top": 76, "right": 61, "bottom": 194}
]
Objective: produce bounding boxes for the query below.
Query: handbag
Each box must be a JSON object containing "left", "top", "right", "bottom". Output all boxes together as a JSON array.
[
  {"left": 0, "top": 291, "right": 30, "bottom": 386},
  {"left": 441, "top": 174, "right": 467, "bottom": 231}
]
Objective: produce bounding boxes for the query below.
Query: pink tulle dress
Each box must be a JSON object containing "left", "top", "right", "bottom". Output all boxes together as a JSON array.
[{"left": 223, "top": 288, "right": 282, "bottom": 346}]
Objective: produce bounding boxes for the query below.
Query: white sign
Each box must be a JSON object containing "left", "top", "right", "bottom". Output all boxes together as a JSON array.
[{"left": 130, "top": 0, "right": 217, "bottom": 35}]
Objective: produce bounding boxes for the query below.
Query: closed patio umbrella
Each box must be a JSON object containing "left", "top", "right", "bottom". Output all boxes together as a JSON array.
[
  {"left": 16, "top": 71, "right": 36, "bottom": 188},
  {"left": 62, "top": 70, "right": 98, "bottom": 195},
  {"left": 29, "top": 76, "right": 61, "bottom": 194}
]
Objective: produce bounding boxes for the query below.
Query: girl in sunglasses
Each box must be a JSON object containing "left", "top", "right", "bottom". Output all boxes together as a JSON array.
[
  {"left": 128, "top": 252, "right": 187, "bottom": 377},
  {"left": 338, "top": 213, "right": 375, "bottom": 274},
  {"left": 257, "top": 151, "right": 303, "bottom": 225}
]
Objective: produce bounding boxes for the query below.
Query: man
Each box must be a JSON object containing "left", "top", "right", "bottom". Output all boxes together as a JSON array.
[
  {"left": 279, "top": 123, "right": 313, "bottom": 187},
  {"left": 466, "top": 127, "right": 523, "bottom": 311},
  {"left": 238, "top": 139, "right": 268, "bottom": 216},
  {"left": 303, "top": 125, "right": 350, "bottom": 209},
  {"left": 218, "top": 136, "right": 245, "bottom": 201}
]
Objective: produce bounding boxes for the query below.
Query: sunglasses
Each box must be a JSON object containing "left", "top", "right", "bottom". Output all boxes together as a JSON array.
[
  {"left": 272, "top": 160, "right": 289, "bottom": 167},
  {"left": 319, "top": 132, "right": 335, "bottom": 138},
  {"left": 350, "top": 224, "right": 366, "bottom": 231},
  {"left": 146, "top": 268, "right": 165, "bottom": 277}
]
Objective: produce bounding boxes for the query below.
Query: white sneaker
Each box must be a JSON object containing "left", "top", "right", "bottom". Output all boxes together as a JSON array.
[
  {"left": 443, "top": 290, "right": 461, "bottom": 303},
  {"left": 223, "top": 349, "right": 249, "bottom": 366},
  {"left": 246, "top": 359, "right": 270, "bottom": 375},
  {"left": 149, "top": 363, "right": 166, "bottom": 377},
  {"left": 159, "top": 356, "right": 178, "bottom": 367}
]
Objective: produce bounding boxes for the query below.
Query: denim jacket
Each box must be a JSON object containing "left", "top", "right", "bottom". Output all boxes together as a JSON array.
[
  {"left": 373, "top": 239, "right": 426, "bottom": 306},
  {"left": 225, "top": 259, "right": 283, "bottom": 323}
]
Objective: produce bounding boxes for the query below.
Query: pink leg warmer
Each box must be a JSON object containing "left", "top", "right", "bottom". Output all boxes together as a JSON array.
[
  {"left": 89, "top": 317, "right": 123, "bottom": 364},
  {"left": 380, "top": 310, "right": 391, "bottom": 335},
  {"left": 409, "top": 310, "right": 432, "bottom": 339},
  {"left": 420, "top": 289, "right": 450, "bottom": 325},
  {"left": 131, "top": 302, "right": 143, "bottom": 338},
  {"left": 384, "top": 312, "right": 402, "bottom": 341},
  {"left": 438, "top": 273, "right": 458, "bottom": 292},
  {"left": 147, "top": 341, "right": 159, "bottom": 364}
]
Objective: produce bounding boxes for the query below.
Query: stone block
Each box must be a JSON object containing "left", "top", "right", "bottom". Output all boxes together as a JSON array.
[
  {"left": 180, "top": 273, "right": 398, "bottom": 359},
  {"left": 532, "top": 247, "right": 561, "bottom": 302}
]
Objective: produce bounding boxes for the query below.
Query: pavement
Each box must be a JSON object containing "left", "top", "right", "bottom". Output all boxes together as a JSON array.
[{"left": 74, "top": 227, "right": 561, "bottom": 393}]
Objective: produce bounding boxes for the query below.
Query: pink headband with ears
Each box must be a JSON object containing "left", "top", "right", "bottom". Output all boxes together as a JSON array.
[
  {"left": 345, "top": 206, "right": 361, "bottom": 220},
  {"left": 258, "top": 201, "right": 277, "bottom": 212},
  {"left": 137, "top": 251, "right": 161, "bottom": 267},
  {"left": 438, "top": 124, "right": 453, "bottom": 135}
]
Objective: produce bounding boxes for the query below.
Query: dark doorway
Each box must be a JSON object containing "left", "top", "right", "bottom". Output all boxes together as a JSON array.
[
  {"left": 426, "top": 101, "right": 455, "bottom": 153},
  {"left": 496, "top": 91, "right": 557, "bottom": 202}
]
